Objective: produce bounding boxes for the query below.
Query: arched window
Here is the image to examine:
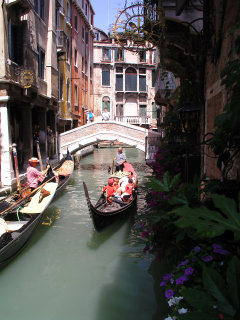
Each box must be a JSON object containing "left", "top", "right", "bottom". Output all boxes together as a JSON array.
[
  {"left": 125, "top": 67, "right": 137, "bottom": 91},
  {"left": 102, "top": 96, "right": 110, "bottom": 112},
  {"left": 102, "top": 66, "right": 110, "bottom": 86}
]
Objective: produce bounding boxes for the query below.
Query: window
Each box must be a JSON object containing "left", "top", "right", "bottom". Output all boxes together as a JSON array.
[
  {"left": 66, "top": 2, "right": 71, "bottom": 23},
  {"left": 85, "top": 3, "right": 88, "bottom": 16},
  {"left": 114, "top": 48, "right": 124, "bottom": 61},
  {"left": 139, "top": 51, "right": 146, "bottom": 62},
  {"left": 91, "top": 14, "right": 93, "bottom": 25},
  {"left": 139, "top": 75, "right": 146, "bottom": 91},
  {"left": 139, "top": 105, "right": 147, "bottom": 116},
  {"left": 34, "top": 0, "right": 44, "bottom": 20},
  {"left": 102, "top": 67, "right": 110, "bottom": 86},
  {"left": 116, "top": 75, "right": 123, "bottom": 91},
  {"left": 67, "top": 79, "right": 70, "bottom": 102},
  {"left": 66, "top": 38, "right": 70, "bottom": 61},
  {"left": 116, "top": 104, "right": 123, "bottom": 116},
  {"left": 74, "top": 85, "right": 79, "bottom": 106},
  {"left": 94, "top": 32, "right": 99, "bottom": 41},
  {"left": 116, "top": 66, "right": 123, "bottom": 73},
  {"left": 152, "top": 69, "right": 156, "bottom": 87},
  {"left": 82, "top": 27, "right": 85, "bottom": 41},
  {"left": 102, "top": 47, "right": 111, "bottom": 61},
  {"left": 74, "top": 49, "right": 77, "bottom": 66},
  {"left": 85, "top": 31, "right": 88, "bottom": 44},
  {"left": 82, "top": 0, "right": 84, "bottom": 8},
  {"left": 59, "top": 74, "right": 63, "bottom": 100},
  {"left": 125, "top": 67, "right": 137, "bottom": 91},
  {"left": 8, "top": 19, "right": 23, "bottom": 65},
  {"left": 102, "top": 96, "right": 110, "bottom": 112},
  {"left": 82, "top": 57, "right": 84, "bottom": 72},
  {"left": 152, "top": 102, "right": 157, "bottom": 119},
  {"left": 74, "top": 15, "right": 78, "bottom": 31},
  {"left": 38, "top": 46, "right": 45, "bottom": 79}
]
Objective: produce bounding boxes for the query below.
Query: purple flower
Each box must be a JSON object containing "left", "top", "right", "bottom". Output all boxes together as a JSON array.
[
  {"left": 177, "top": 259, "right": 189, "bottom": 268},
  {"left": 165, "top": 289, "right": 174, "bottom": 299},
  {"left": 176, "top": 275, "right": 188, "bottom": 285},
  {"left": 202, "top": 255, "right": 213, "bottom": 262},
  {"left": 160, "top": 281, "right": 166, "bottom": 287},
  {"left": 219, "top": 249, "right": 229, "bottom": 255},
  {"left": 212, "top": 244, "right": 229, "bottom": 255},
  {"left": 185, "top": 267, "right": 194, "bottom": 275},
  {"left": 192, "top": 246, "right": 201, "bottom": 253},
  {"left": 212, "top": 244, "right": 222, "bottom": 253},
  {"left": 163, "top": 273, "right": 173, "bottom": 281}
]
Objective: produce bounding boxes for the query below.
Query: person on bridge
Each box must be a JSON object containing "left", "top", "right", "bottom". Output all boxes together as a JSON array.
[
  {"left": 114, "top": 147, "right": 126, "bottom": 172},
  {"left": 101, "top": 107, "right": 111, "bottom": 121}
]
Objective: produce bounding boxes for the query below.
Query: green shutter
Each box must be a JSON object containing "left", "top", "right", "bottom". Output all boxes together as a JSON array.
[{"left": 152, "top": 102, "right": 157, "bottom": 119}]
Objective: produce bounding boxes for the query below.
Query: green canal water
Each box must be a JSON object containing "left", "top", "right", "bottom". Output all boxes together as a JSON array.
[{"left": 0, "top": 148, "right": 168, "bottom": 320}]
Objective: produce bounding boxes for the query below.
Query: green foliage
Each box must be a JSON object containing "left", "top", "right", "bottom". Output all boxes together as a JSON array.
[
  {"left": 148, "top": 172, "right": 181, "bottom": 193},
  {"left": 179, "top": 257, "right": 240, "bottom": 319},
  {"left": 209, "top": 34, "right": 240, "bottom": 178},
  {"left": 170, "top": 193, "right": 240, "bottom": 241}
]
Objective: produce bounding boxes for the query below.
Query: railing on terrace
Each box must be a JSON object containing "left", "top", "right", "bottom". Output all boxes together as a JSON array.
[
  {"left": 56, "top": 30, "right": 67, "bottom": 48},
  {"left": 115, "top": 116, "right": 150, "bottom": 125}
]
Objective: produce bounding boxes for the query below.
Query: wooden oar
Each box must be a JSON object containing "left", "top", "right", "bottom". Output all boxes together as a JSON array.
[
  {"left": 36, "top": 141, "right": 43, "bottom": 171},
  {"left": 112, "top": 159, "right": 115, "bottom": 174},
  {"left": 12, "top": 143, "right": 21, "bottom": 191},
  {"left": 0, "top": 175, "right": 56, "bottom": 216}
]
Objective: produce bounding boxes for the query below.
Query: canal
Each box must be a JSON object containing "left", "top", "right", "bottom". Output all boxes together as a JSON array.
[{"left": 0, "top": 147, "right": 167, "bottom": 320}]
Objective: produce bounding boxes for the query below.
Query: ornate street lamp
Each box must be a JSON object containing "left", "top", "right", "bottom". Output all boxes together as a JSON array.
[{"left": 178, "top": 102, "right": 200, "bottom": 134}]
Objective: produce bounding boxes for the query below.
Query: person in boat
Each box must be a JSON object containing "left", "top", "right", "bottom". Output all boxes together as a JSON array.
[
  {"left": 27, "top": 157, "right": 50, "bottom": 191},
  {"left": 117, "top": 171, "right": 135, "bottom": 194},
  {"left": 121, "top": 178, "right": 134, "bottom": 202},
  {"left": 102, "top": 178, "right": 116, "bottom": 203},
  {"left": 114, "top": 147, "right": 126, "bottom": 172}
]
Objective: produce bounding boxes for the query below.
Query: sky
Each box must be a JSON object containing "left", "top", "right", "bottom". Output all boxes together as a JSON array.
[{"left": 90, "top": 0, "right": 128, "bottom": 34}]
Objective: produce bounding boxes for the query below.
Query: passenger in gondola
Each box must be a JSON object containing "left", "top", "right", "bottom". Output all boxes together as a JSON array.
[
  {"left": 121, "top": 178, "right": 134, "bottom": 202},
  {"left": 114, "top": 147, "right": 126, "bottom": 172},
  {"left": 27, "top": 157, "right": 50, "bottom": 191},
  {"left": 102, "top": 178, "right": 116, "bottom": 203}
]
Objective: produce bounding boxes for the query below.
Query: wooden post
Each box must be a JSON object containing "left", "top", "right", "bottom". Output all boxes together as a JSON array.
[
  {"left": 36, "top": 141, "right": 43, "bottom": 171},
  {"left": 12, "top": 143, "right": 21, "bottom": 191}
]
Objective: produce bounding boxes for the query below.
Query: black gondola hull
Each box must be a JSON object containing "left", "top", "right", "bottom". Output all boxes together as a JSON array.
[{"left": 83, "top": 182, "right": 137, "bottom": 232}]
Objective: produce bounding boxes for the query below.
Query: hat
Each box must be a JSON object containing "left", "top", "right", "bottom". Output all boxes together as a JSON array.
[
  {"left": 28, "top": 157, "right": 39, "bottom": 163},
  {"left": 108, "top": 178, "right": 114, "bottom": 185}
]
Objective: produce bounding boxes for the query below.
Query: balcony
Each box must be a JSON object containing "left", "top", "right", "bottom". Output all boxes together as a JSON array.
[
  {"left": 56, "top": 30, "right": 68, "bottom": 56},
  {"left": 115, "top": 116, "right": 150, "bottom": 125},
  {"left": 5, "top": 0, "right": 32, "bottom": 15}
]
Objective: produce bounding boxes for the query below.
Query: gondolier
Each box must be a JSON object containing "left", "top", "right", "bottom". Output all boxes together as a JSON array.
[
  {"left": 114, "top": 147, "right": 126, "bottom": 172},
  {"left": 27, "top": 157, "right": 50, "bottom": 190}
]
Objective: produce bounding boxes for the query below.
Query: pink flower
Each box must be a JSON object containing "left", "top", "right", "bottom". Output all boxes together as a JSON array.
[{"left": 141, "top": 231, "right": 149, "bottom": 238}]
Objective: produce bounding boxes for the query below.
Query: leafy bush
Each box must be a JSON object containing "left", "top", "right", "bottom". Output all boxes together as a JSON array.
[{"left": 161, "top": 244, "right": 240, "bottom": 320}]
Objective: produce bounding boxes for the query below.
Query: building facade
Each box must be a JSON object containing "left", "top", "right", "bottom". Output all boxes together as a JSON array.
[
  {"left": 56, "top": 0, "right": 72, "bottom": 133},
  {"left": 93, "top": 28, "right": 157, "bottom": 127},
  {"left": 0, "top": 0, "right": 58, "bottom": 187},
  {"left": 71, "top": 0, "right": 94, "bottom": 127}
]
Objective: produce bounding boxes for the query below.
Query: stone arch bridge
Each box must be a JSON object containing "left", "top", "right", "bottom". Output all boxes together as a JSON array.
[{"left": 59, "top": 121, "right": 161, "bottom": 163}]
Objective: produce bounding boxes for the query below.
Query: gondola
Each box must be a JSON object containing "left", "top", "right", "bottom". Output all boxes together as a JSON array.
[
  {"left": 83, "top": 163, "right": 137, "bottom": 232},
  {"left": 0, "top": 179, "right": 58, "bottom": 269},
  {"left": 0, "top": 150, "right": 74, "bottom": 215},
  {"left": 44, "top": 149, "right": 74, "bottom": 198},
  {"left": 0, "top": 151, "right": 74, "bottom": 269}
]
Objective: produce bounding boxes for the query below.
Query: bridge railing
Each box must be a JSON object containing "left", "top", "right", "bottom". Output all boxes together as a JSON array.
[{"left": 115, "top": 116, "right": 150, "bottom": 125}]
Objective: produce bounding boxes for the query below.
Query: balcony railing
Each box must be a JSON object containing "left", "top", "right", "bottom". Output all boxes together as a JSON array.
[
  {"left": 56, "top": 30, "right": 67, "bottom": 48},
  {"left": 5, "top": 0, "right": 32, "bottom": 15},
  {"left": 115, "top": 116, "right": 150, "bottom": 125}
]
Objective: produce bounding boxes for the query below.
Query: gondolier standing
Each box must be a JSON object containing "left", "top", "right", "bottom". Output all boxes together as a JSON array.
[{"left": 114, "top": 147, "right": 126, "bottom": 172}]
